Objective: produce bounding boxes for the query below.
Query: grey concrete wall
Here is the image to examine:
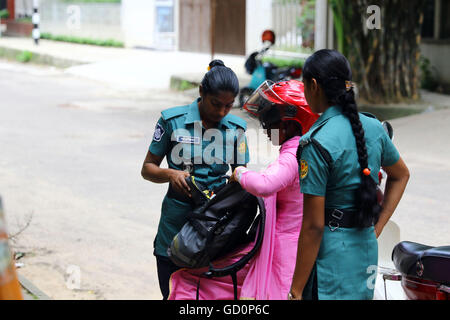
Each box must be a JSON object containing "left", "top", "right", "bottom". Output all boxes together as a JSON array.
[
  {"left": 39, "top": 0, "right": 123, "bottom": 41},
  {"left": 421, "top": 41, "right": 450, "bottom": 86}
]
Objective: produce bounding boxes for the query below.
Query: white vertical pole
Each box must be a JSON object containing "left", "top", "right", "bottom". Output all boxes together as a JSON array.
[
  {"left": 327, "top": 2, "right": 334, "bottom": 49},
  {"left": 314, "top": 0, "right": 327, "bottom": 51},
  {"left": 32, "top": 0, "right": 40, "bottom": 45}
]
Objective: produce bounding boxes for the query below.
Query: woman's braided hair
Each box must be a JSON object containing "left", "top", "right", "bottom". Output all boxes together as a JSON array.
[{"left": 302, "top": 49, "right": 380, "bottom": 227}]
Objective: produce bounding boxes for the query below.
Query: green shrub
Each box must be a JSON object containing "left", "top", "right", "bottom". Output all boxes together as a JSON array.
[
  {"left": 261, "top": 57, "right": 305, "bottom": 69},
  {"left": 420, "top": 56, "right": 438, "bottom": 91},
  {"left": 16, "top": 51, "right": 33, "bottom": 63},
  {"left": 0, "top": 9, "right": 10, "bottom": 19},
  {"left": 179, "top": 80, "right": 197, "bottom": 91}
]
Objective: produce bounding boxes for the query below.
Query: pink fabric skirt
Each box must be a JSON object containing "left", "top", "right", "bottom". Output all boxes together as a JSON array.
[{"left": 168, "top": 242, "right": 254, "bottom": 300}]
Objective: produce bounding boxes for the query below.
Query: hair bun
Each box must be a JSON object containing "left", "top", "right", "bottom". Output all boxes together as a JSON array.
[{"left": 209, "top": 59, "right": 226, "bottom": 70}]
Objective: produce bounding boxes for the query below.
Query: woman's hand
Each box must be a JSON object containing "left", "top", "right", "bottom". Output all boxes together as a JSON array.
[
  {"left": 230, "top": 166, "right": 245, "bottom": 183},
  {"left": 290, "top": 194, "right": 325, "bottom": 301},
  {"left": 141, "top": 151, "right": 191, "bottom": 197},
  {"left": 376, "top": 157, "right": 410, "bottom": 239},
  {"left": 168, "top": 170, "right": 191, "bottom": 197},
  {"left": 288, "top": 289, "right": 303, "bottom": 300}
]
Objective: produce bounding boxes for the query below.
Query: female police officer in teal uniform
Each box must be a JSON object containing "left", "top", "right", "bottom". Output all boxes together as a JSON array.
[
  {"left": 141, "top": 60, "right": 249, "bottom": 299},
  {"left": 289, "top": 50, "right": 410, "bottom": 300}
]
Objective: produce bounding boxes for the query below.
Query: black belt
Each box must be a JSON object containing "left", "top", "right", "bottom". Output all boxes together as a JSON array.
[{"left": 325, "top": 208, "right": 374, "bottom": 230}]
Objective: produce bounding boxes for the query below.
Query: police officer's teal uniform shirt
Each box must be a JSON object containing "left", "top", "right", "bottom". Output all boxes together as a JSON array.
[
  {"left": 299, "top": 105, "right": 399, "bottom": 209},
  {"left": 149, "top": 99, "right": 250, "bottom": 257},
  {"left": 299, "top": 105, "right": 400, "bottom": 300}
]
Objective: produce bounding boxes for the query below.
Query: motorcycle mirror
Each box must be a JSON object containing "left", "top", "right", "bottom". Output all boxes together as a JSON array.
[{"left": 382, "top": 121, "right": 394, "bottom": 140}]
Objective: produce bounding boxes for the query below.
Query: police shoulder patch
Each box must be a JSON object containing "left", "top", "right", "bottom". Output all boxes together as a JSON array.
[
  {"left": 238, "top": 140, "right": 246, "bottom": 154},
  {"left": 153, "top": 123, "right": 165, "bottom": 142},
  {"left": 300, "top": 159, "right": 308, "bottom": 179}
]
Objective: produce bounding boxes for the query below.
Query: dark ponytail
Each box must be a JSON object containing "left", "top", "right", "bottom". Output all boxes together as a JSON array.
[
  {"left": 303, "top": 49, "right": 380, "bottom": 227},
  {"left": 201, "top": 59, "right": 239, "bottom": 96}
]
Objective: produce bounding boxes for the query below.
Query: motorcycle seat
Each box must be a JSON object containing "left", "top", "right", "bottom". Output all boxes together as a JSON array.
[{"left": 392, "top": 241, "right": 450, "bottom": 284}]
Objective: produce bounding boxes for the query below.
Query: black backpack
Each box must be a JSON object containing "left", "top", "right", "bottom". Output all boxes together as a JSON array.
[{"left": 167, "top": 176, "right": 265, "bottom": 300}]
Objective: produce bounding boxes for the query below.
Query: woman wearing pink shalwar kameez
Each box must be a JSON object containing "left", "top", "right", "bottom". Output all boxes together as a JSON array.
[{"left": 168, "top": 80, "right": 318, "bottom": 300}]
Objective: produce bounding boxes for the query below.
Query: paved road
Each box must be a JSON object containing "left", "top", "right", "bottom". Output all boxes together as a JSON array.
[
  {"left": 0, "top": 37, "right": 249, "bottom": 89},
  {"left": 386, "top": 109, "right": 450, "bottom": 246},
  {"left": 0, "top": 60, "right": 277, "bottom": 300},
  {"left": 0, "top": 60, "right": 449, "bottom": 299},
  {"left": 0, "top": 61, "right": 197, "bottom": 299}
]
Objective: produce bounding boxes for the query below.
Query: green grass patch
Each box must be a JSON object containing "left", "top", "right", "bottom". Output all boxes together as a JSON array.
[
  {"left": 40, "top": 32, "right": 124, "bottom": 48},
  {"left": 16, "top": 50, "right": 33, "bottom": 63},
  {"left": 14, "top": 17, "right": 32, "bottom": 23}
]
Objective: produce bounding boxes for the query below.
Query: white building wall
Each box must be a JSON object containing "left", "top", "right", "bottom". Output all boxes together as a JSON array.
[
  {"left": 122, "top": 0, "right": 271, "bottom": 53},
  {"left": 121, "top": 0, "right": 155, "bottom": 48},
  {"left": 246, "top": 0, "right": 272, "bottom": 55},
  {"left": 122, "top": 0, "right": 177, "bottom": 50}
]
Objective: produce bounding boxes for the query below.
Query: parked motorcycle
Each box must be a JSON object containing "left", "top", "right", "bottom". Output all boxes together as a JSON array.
[
  {"left": 374, "top": 121, "right": 450, "bottom": 300},
  {"left": 238, "top": 30, "right": 302, "bottom": 111}
]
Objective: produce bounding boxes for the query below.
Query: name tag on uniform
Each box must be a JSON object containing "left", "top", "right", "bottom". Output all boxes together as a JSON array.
[{"left": 176, "top": 135, "right": 201, "bottom": 145}]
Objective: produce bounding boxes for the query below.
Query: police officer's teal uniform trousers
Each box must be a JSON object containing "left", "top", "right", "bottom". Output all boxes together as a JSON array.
[
  {"left": 148, "top": 99, "right": 249, "bottom": 298},
  {"left": 298, "top": 105, "right": 400, "bottom": 300}
]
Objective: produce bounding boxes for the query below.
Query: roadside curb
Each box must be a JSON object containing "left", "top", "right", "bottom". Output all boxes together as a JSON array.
[
  {"left": 18, "top": 274, "right": 52, "bottom": 300},
  {"left": 170, "top": 72, "right": 252, "bottom": 92},
  {"left": 0, "top": 45, "right": 85, "bottom": 68}
]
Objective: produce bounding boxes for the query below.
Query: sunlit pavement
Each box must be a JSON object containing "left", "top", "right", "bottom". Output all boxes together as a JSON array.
[{"left": 1, "top": 60, "right": 449, "bottom": 299}]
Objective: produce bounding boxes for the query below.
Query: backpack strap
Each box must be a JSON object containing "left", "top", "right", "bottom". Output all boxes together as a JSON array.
[
  {"left": 203, "top": 197, "right": 266, "bottom": 299},
  {"left": 296, "top": 121, "right": 333, "bottom": 168},
  {"left": 196, "top": 277, "right": 201, "bottom": 300},
  {"left": 231, "top": 272, "right": 238, "bottom": 300},
  {"left": 297, "top": 112, "right": 380, "bottom": 168}
]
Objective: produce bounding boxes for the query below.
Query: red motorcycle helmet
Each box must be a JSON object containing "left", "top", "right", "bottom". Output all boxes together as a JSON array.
[
  {"left": 244, "top": 80, "right": 319, "bottom": 135},
  {"left": 261, "top": 30, "right": 276, "bottom": 45}
]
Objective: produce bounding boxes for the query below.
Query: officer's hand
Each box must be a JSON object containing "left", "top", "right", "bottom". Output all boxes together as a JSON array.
[
  {"left": 168, "top": 170, "right": 191, "bottom": 197},
  {"left": 230, "top": 169, "right": 238, "bottom": 183},
  {"left": 374, "top": 223, "right": 383, "bottom": 239}
]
